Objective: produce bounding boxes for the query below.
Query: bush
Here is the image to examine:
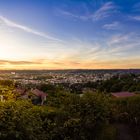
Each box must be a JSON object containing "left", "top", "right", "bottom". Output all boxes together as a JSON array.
[
  {"left": 4, "top": 90, "right": 140, "bottom": 139},
  {"left": 0, "top": 92, "right": 112, "bottom": 140},
  {"left": 0, "top": 100, "right": 43, "bottom": 140}
]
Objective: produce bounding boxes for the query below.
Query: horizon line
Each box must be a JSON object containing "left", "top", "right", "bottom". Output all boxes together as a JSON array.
[{"left": 0, "top": 68, "right": 140, "bottom": 71}]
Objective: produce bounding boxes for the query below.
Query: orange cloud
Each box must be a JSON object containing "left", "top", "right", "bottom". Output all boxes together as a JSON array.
[{"left": 0, "top": 57, "right": 139, "bottom": 70}]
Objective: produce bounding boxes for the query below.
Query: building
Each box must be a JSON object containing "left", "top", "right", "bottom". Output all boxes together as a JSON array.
[
  {"left": 31, "top": 89, "right": 48, "bottom": 105},
  {"left": 111, "top": 92, "right": 135, "bottom": 98},
  {"left": 15, "top": 88, "right": 47, "bottom": 105}
]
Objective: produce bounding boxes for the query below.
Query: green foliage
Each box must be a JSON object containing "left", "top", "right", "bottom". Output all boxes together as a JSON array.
[
  {"left": 0, "top": 86, "right": 16, "bottom": 101},
  {"left": 0, "top": 100, "right": 43, "bottom": 140},
  {"left": 109, "top": 95, "right": 140, "bottom": 138},
  {"left": 84, "top": 74, "right": 140, "bottom": 93},
  {"left": 0, "top": 92, "right": 112, "bottom": 140},
  {"left": 110, "top": 95, "right": 140, "bottom": 123},
  {"left": 1, "top": 82, "right": 140, "bottom": 140},
  {"left": 0, "top": 80, "right": 14, "bottom": 88}
]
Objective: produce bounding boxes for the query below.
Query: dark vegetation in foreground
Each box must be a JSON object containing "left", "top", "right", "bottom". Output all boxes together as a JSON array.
[{"left": 0, "top": 80, "right": 140, "bottom": 140}]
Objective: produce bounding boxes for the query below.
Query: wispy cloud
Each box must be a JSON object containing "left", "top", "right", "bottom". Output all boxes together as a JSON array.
[
  {"left": 129, "top": 15, "right": 140, "bottom": 21},
  {"left": 108, "top": 34, "right": 131, "bottom": 45},
  {"left": 0, "top": 60, "right": 42, "bottom": 65},
  {"left": 0, "top": 16, "right": 62, "bottom": 41},
  {"left": 57, "top": 9, "right": 89, "bottom": 21},
  {"left": 91, "top": 2, "right": 117, "bottom": 21},
  {"left": 103, "top": 21, "right": 120, "bottom": 30},
  {"left": 106, "top": 33, "right": 140, "bottom": 56},
  {"left": 57, "top": 2, "right": 118, "bottom": 21}
]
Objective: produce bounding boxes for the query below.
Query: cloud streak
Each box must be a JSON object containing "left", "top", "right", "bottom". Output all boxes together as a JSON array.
[
  {"left": 103, "top": 21, "right": 120, "bottom": 30},
  {"left": 129, "top": 15, "right": 140, "bottom": 21},
  {"left": 58, "top": 2, "right": 118, "bottom": 21},
  {"left": 0, "top": 60, "right": 42, "bottom": 65},
  {"left": 0, "top": 16, "right": 62, "bottom": 41},
  {"left": 106, "top": 33, "right": 140, "bottom": 58},
  {"left": 91, "top": 2, "right": 117, "bottom": 21}
]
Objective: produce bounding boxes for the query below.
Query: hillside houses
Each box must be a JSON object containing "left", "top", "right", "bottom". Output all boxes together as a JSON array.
[{"left": 15, "top": 88, "right": 47, "bottom": 105}]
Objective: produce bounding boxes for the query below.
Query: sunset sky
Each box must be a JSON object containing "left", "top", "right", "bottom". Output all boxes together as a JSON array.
[{"left": 0, "top": 0, "right": 140, "bottom": 69}]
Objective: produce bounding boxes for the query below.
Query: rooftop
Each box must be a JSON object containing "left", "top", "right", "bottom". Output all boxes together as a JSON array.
[{"left": 111, "top": 92, "right": 135, "bottom": 98}]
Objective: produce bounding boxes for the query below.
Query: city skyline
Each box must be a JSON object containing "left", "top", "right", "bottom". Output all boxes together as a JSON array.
[{"left": 0, "top": 0, "right": 140, "bottom": 69}]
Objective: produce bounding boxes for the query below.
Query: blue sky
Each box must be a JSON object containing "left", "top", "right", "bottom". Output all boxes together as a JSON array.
[{"left": 0, "top": 0, "right": 140, "bottom": 69}]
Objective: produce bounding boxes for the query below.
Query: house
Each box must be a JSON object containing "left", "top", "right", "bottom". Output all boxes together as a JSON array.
[
  {"left": 15, "top": 88, "right": 28, "bottom": 99},
  {"left": 15, "top": 88, "right": 27, "bottom": 95},
  {"left": 111, "top": 92, "right": 135, "bottom": 98},
  {"left": 15, "top": 88, "right": 47, "bottom": 105},
  {"left": 31, "top": 89, "right": 48, "bottom": 105}
]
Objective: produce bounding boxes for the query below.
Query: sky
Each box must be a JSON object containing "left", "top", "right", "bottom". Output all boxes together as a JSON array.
[{"left": 0, "top": 0, "right": 140, "bottom": 69}]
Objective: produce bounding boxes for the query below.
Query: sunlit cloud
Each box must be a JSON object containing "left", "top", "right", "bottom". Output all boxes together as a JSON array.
[
  {"left": 0, "top": 60, "right": 42, "bottom": 65},
  {"left": 81, "top": 57, "right": 140, "bottom": 69}
]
